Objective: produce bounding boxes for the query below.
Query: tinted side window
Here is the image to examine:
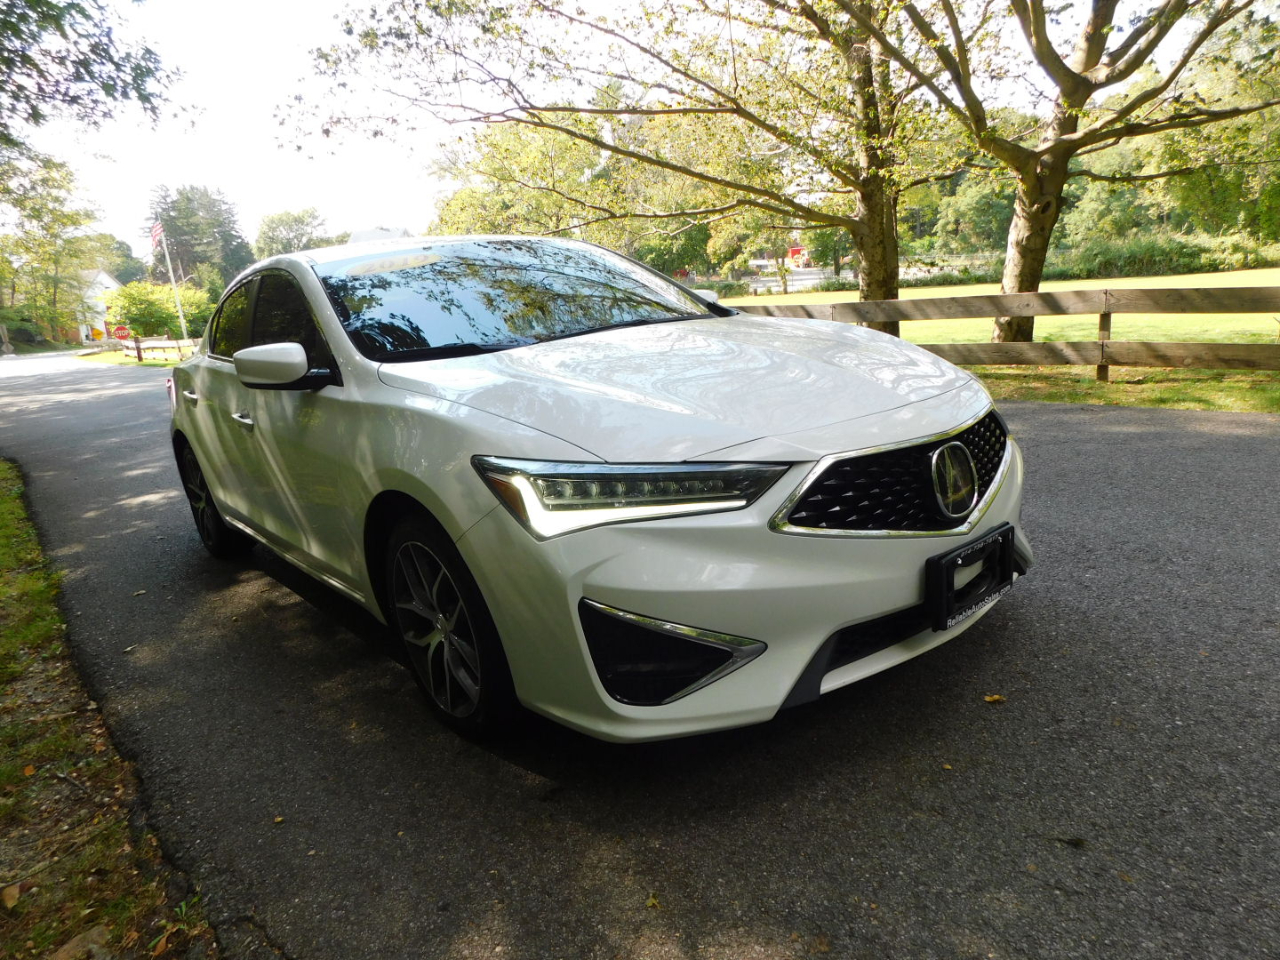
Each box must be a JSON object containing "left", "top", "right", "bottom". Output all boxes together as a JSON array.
[
  {"left": 252, "top": 273, "right": 334, "bottom": 369},
  {"left": 211, "top": 283, "right": 252, "bottom": 358}
]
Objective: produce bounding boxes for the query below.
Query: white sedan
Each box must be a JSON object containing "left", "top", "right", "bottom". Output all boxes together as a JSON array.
[{"left": 169, "top": 236, "right": 1032, "bottom": 742}]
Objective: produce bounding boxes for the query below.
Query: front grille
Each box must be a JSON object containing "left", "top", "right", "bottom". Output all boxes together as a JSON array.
[{"left": 784, "top": 411, "right": 1008, "bottom": 532}]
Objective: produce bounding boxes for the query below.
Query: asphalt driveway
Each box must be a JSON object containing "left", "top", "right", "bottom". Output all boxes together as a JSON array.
[{"left": 2, "top": 353, "right": 1277, "bottom": 959}]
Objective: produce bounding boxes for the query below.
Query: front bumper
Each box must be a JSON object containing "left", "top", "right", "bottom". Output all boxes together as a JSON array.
[{"left": 457, "top": 438, "right": 1030, "bottom": 743}]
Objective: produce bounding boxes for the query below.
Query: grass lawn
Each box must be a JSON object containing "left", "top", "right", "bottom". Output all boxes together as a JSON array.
[
  {"left": 725, "top": 266, "right": 1280, "bottom": 413},
  {"left": 78, "top": 350, "right": 183, "bottom": 369},
  {"left": 0, "top": 461, "right": 216, "bottom": 959},
  {"left": 973, "top": 366, "right": 1280, "bottom": 413}
]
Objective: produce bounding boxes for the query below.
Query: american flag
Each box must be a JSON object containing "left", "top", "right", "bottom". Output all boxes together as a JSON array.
[{"left": 150, "top": 222, "right": 165, "bottom": 247}]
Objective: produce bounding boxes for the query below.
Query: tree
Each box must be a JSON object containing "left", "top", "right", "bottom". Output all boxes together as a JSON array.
[
  {"left": 104, "top": 281, "right": 214, "bottom": 338},
  {"left": 254, "top": 208, "right": 329, "bottom": 259},
  {"left": 0, "top": 0, "right": 166, "bottom": 151},
  {"left": 434, "top": 118, "right": 721, "bottom": 273},
  {"left": 0, "top": 152, "right": 103, "bottom": 339},
  {"left": 934, "top": 174, "right": 1015, "bottom": 253},
  {"left": 839, "top": 1, "right": 1280, "bottom": 340},
  {"left": 96, "top": 235, "right": 147, "bottom": 284},
  {"left": 301, "top": 1, "right": 1002, "bottom": 332},
  {"left": 150, "top": 186, "right": 254, "bottom": 290},
  {"left": 805, "top": 227, "right": 854, "bottom": 277}
]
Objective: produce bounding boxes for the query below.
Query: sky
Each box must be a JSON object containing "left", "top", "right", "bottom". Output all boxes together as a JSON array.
[{"left": 29, "top": 0, "right": 455, "bottom": 258}]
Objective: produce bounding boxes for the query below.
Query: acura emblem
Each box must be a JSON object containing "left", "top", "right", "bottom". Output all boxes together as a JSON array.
[{"left": 931, "top": 442, "right": 978, "bottom": 520}]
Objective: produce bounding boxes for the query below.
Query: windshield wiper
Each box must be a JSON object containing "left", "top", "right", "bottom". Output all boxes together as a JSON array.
[
  {"left": 370, "top": 341, "right": 532, "bottom": 363},
  {"left": 535, "top": 313, "right": 714, "bottom": 344}
]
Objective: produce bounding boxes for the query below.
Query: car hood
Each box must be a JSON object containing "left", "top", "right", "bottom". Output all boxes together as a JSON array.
[{"left": 376, "top": 315, "right": 975, "bottom": 462}]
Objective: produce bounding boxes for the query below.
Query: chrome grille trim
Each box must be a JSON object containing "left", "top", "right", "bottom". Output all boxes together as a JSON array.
[{"left": 769, "top": 405, "right": 1013, "bottom": 539}]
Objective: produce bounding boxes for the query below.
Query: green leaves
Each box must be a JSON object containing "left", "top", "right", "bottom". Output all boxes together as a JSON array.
[
  {"left": 0, "top": 0, "right": 169, "bottom": 150},
  {"left": 103, "top": 281, "right": 214, "bottom": 339}
]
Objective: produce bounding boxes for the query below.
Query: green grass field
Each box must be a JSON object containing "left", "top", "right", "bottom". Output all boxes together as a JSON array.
[{"left": 723, "top": 267, "right": 1280, "bottom": 413}]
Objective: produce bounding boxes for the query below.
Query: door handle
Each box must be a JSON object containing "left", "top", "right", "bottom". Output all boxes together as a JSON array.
[
  {"left": 182, "top": 390, "right": 198, "bottom": 404},
  {"left": 231, "top": 412, "right": 255, "bottom": 430}
]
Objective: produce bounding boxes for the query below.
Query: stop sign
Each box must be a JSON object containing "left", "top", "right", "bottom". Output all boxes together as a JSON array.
[{"left": 113, "top": 325, "right": 131, "bottom": 340}]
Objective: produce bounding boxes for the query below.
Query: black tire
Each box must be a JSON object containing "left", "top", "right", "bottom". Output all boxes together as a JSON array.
[
  {"left": 384, "top": 514, "right": 515, "bottom": 737},
  {"left": 177, "top": 443, "right": 253, "bottom": 559}
]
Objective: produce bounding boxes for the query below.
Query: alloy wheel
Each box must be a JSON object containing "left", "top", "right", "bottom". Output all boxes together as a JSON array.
[
  {"left": 392, "top": 540, "right": 482, "bottom": 717},
  {"left": 181, "top": 448, "right": 220, "bottom": 547}
]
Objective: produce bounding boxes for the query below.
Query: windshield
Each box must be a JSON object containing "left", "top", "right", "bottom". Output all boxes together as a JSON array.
[{"left": 315, "top": 238, "right": 718, "bottom": 361}]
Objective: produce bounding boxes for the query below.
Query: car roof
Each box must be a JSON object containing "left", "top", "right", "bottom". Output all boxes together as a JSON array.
[{"left": 297, "top": 234, "right": 588, "bottom": 270}]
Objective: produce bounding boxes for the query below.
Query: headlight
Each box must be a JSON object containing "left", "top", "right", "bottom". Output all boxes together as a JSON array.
[{"left": 472, "top": 457, "right": 787, "bottom": 539}]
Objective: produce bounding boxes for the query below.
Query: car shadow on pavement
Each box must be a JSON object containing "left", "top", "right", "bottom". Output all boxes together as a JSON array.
[{"left": 237, "top": 533, "right": 1021, "bottom": 820}]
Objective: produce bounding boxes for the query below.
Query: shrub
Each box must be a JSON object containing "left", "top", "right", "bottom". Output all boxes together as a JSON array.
[
  {"left": 814, "top": 277, "right": 861, "bottom": 292},
  {"left": 1044, "top": 231, "right": 1280, "bottom": 281},
  {"left": 903, "top": 266, "right": 1002, "bottom": 287},
  {"left": 691, "top": 279, "right": 750, "bottom": 298}
]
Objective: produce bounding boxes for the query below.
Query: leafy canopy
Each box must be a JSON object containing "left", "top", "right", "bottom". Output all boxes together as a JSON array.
[{"left": 0, "top": 0, "right": 166, "bottom": 150}]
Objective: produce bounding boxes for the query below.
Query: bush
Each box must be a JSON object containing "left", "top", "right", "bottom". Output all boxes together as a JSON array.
[
  {"left": 690, "top": 279, "right": 749, "bottom": 298},
  {"left": 103, "top": 282, "right": 214, "bottom": 338},
  {"left": 903, "top": 266, "right": 1002, "bottom": 287},
  {"left": 814, "top": 277, "right": 861, "bottom": 292},
  {"left": 1044, "top": 231, "right": 1280, "bottom": 281}
]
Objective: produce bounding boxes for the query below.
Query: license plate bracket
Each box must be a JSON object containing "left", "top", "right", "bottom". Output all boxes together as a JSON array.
[{"left": 925, "top": 523, "right": 1016, "bottom": 632}]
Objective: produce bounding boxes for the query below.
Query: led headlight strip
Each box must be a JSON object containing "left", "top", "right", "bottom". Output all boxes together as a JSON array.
[{"left": 473, "top": 456, "right": 787, "bottom": 539}]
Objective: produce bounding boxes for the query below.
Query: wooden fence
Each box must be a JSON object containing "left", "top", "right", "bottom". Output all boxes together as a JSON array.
[
  {"left": 122, "top": 336, "right": 201, "bottom": 362},
  {"left": 736, "top": 286, "right": 1280, "bottom": 381}
]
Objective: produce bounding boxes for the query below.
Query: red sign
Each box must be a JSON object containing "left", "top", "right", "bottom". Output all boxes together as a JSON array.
[{"left": 113, "top": 325, "right": 131, "bottom": 341}]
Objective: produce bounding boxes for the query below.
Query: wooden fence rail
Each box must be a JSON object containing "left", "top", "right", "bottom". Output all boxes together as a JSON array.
[
  {"left": 126, "top": 336, "right": 201, "bottom": 362},
  {"left": 735, "top": 286, "right": 1280, "bottom": 381}
]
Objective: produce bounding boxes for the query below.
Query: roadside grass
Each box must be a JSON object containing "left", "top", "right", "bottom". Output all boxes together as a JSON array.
[
  {"left": 973, "top": 366, "right": 1280, "bottom": 413},
  {"left": 0, "top": 460, "right": 217, "bottom": 959},
  {"left": 77, "top": 351, "right": 182, "bottom": 369},
  {"left": 725, "top": 266, "right": 1280, "bottom": 412}
]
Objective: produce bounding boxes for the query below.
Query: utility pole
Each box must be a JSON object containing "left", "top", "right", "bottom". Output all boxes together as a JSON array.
[{"left": 151, "top": 222, "right": 190, "bottom": 341}]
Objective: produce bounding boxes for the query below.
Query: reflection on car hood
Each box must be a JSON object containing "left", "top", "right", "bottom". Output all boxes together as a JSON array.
[{"left": 376, "top": 315, "right": 975, "bottom": 461}]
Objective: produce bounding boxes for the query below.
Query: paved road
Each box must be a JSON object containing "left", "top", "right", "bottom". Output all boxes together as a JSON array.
[{"left": 2, "top": 353, "right": 1278, "bottom": 960}]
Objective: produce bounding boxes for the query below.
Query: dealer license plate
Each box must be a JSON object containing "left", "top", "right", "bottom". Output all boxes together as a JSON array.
[{"left": 925, "top": 523, "right": 1016, "bottom": 632}]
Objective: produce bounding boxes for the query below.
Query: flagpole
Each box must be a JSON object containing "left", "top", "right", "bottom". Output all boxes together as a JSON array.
[{"left": 154, "top": 224, "right": 189, "bottom": 342}]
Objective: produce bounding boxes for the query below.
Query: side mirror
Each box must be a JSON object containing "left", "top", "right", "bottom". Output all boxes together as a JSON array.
[
  {"left": 234, "top": 343, "right": 336, "bottom": 390},
  {"left": 692, "top": 288, "right": 720, "bottom": 303}
]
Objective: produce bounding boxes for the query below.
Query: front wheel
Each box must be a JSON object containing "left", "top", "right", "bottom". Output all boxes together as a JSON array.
[
  {"left": 178, "top": 444, "right": 252, "bottom": 559},
  {"left": 384, "top": 515, "right": 515, "bottom": 737}
]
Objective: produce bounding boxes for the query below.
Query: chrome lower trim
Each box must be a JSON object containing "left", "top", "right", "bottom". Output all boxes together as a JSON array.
[
  {"left": 581, "top": 599, "right": 767, "bottom": 704},
  {"left": 223, "top": 515, "right": 371, "bottom": 608},
  {"left": 769, "top": 405, "right": 1013, "bottom": 539}
]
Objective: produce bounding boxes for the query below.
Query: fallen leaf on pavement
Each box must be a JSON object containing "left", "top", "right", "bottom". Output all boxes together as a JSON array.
[
  {"left": 133, "top": 590, "right": 147, "bottom": 596},
  {"left": 645, "top": 893, "right": 660, "bottom": 909},
  {"left": 983, "top": 694, "right": 1006, "bottom": 703}
]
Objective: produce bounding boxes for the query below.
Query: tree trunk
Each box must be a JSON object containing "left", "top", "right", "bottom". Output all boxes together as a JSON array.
[
  {"left": 993, "top": 158, "right": 1070, "bottom": 342},
  {"left": 846, "top": 11, "right": 900, "bottom": 337},
  {"left": 852, "top": 175, "right": 900, "bottom": 336},
  {"left": 773, "top": 256, "right": 789, "bottom": 294}
]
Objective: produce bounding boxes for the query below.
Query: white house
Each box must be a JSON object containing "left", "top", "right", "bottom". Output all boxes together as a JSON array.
[{"left": 79, "top": 270, "right": 121, "bottom": 342}]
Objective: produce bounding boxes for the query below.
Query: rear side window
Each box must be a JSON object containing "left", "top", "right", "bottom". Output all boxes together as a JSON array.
[
  {"left": 252, "top": 273, "right": 334, "bottom": 370},
  {"left": 210, "top": 283, "right": 252, "bottom": 358}
]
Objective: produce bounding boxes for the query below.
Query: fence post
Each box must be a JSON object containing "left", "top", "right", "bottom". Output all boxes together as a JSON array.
[
  {"left": 133, "top": 335, "right": 143, "bottom": 363},
  {"left": 1096, "top": 291, "right": 1112, "bottom": 382}
]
